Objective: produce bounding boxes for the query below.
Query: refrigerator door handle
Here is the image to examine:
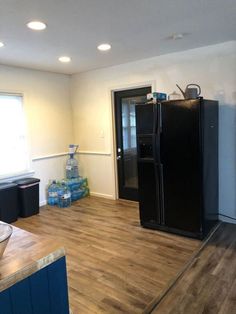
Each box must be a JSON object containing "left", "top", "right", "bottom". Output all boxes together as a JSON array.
[
  {"left": 159, "top": 103, "right": 162, "bottom": 133},
  {"left": 153, "top": 104, "right": 158, "bottom": 134},
  {"left": 154, "top": 134, "right": 160, "bottom": 164},
  {"left": 153, "top": 135, "right": 157, "bottom": 162},
  {"left": 154, "top": 165, "right": 161, "bottom": 224},
  {"left": 153, "top": 104, "right": 159, "bottom": 163},
  {"left": 160, "top": 164, "right": 165, "bottom": 225},
  {"left": 159, "top": 103, "right": 163, "bottom": 164}
]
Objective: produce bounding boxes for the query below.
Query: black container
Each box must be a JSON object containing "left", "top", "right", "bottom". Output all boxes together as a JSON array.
[
  {"left": 0, "top": 183, "right": 18, "bottom": 223},
  {"left": 14, "top": 178, "right": 40, "bottom": 218}
]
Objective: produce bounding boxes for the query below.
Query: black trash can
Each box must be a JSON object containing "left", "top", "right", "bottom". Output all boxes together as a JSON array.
[
  {"left": 0, "top": 182, "right": 18, "bottom": 223},
  {"left": 14, "top": 178, "right": 40, "bottom": 218}
]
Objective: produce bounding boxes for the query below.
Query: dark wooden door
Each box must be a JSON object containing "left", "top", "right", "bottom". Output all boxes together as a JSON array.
[{"left": 114, "top": 87, "right": 151, "bottom": 201}]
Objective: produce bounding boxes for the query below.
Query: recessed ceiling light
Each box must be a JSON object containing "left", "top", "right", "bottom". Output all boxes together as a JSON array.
[
  {"left": 0, "top": 42, "right": 4, "bottom": 48},
  {"left": 58, "top": 56, "right": 71, "bottom": 63},
  {"left": 27, "top": 21, "right": 47, "bottom": 31},
  {"left": 97, "top": 43, "right": 111, "bottom": 51}
]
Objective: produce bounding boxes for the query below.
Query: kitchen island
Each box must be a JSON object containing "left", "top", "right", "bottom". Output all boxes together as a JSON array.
[{"left": 0, "top": 225, "right": 69, "bottom": 314}]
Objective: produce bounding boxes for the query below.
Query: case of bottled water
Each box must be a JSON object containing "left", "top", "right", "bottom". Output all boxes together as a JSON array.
[
  {"left": 58, "top": 182, "right": 71, "bottom": 208},
  {"left": 47, "top": 180, "right": 59, "bottom": 205}
]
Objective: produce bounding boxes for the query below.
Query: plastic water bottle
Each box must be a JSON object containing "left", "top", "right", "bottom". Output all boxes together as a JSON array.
[
  {"left": 58, "top": 182, "right": 71, "bottom": 208},
  {"left": 66, "top": 155, "right": 79, "bottom": 179},
  {"left": 47, "top": 180, "right": 58, "bottom": 206}
]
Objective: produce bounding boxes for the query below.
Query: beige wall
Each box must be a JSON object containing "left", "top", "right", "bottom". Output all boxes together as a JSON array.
[
  {"left": 0, "top": 64, "right": 73, "bottom": 157},
  {"left": 0, "top": 64, "right": 73, "bottom": 204},
  {"left": 71, "top": 41, "right": 236, "bottom": 221}
]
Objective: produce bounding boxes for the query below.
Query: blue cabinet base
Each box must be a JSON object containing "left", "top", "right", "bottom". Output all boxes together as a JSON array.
[{"left": 0, "top": 257, "right": 69, "bottom": 314}]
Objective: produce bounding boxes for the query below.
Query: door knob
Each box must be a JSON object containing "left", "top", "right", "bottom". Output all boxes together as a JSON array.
[{"left": 117, "top": 155, "right": 121, "bottom": 160}]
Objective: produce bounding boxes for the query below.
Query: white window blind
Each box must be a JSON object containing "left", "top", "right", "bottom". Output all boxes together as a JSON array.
[{"left": 0, "top": 94, "right": 30, "bottom": 178}]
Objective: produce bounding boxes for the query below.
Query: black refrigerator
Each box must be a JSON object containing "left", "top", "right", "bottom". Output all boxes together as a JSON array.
[{"left": 135, "top": 98, "right": 218, "bottom": 239}]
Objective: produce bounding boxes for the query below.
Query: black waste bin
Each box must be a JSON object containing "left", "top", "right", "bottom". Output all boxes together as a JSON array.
[
  {"left": 0, "top": 183, "right": 18, "bottom": 223},
  {"left": 14, "top": 178, "right": 40, "bottom": 218}
]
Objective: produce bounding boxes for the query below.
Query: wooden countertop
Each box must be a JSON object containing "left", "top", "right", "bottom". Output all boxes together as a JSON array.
[{"left": 0, "top": 226, "right": 65, "bottom": 293}]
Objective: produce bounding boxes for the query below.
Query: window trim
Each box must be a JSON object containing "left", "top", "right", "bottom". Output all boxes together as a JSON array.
[{"left": 0, "top": 170, "right": 35, "bottom": 183}]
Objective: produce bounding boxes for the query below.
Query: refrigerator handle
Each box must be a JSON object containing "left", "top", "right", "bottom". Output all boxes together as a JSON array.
[
  {"left": 154, "top": 165, "right": 161, "bottom": 224},
  {"left": 153, "top": 104, "right": 158, "bottom": 134},
  {"left": 158, "top": 103, "right": 162, "bottom": 133},
  {"left": 159, "top": 103, "right": 163, "bottom": 164},
  {"left": 160, "top": 164, "right": 165, "bottom": 225},
  {"left": 153, "top": 134, "right": 158, "bottom": 163}
]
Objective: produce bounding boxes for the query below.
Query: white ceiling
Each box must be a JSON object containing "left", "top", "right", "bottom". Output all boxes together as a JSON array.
[{"left": 0, "top": 0, "right": 235, "bottom": 74}]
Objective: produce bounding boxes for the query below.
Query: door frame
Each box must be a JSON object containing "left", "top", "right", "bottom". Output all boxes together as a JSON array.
[{"left": 110, "top": 81, "right": 156, "bottom": 200}]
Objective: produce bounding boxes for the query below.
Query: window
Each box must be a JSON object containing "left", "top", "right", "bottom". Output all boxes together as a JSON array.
[
  {"left": 122, "top": 100, "right": 137, "bottom": 151},
  {"left": 0, "top": 94, "right": 30, "bottom": 178}
]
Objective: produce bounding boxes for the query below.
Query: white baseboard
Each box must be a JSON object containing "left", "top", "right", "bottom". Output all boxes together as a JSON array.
[
  {"left": 40, "top": 200, "right": 47, "bottom": 207},
  {"left": 90, "top": 192, "right": 115, "bottom": 200},
  {"left": 39, "top": 192, "right": 115, "bottom": 207},
  {"left": 219, "top": 214, "right": 236, "bottom": 224}
]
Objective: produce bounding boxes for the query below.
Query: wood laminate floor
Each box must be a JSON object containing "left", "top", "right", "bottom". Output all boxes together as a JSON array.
[
  {"left": 151, "top": 222, "right": 236, "bottom": 314},
  {"left": 14, "top": 196, "right": 200, "bottom": 314}
]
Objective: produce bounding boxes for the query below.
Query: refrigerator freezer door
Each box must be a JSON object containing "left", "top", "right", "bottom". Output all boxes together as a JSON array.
[
  {"left": 138, "top": 162, "right": 161, "bottom": 225},
  {"left": 161, "top": 100, "right": 202, "bottom": 233},
  {"left": 136, "top": 103, "right": 157, "bottom": 135}
]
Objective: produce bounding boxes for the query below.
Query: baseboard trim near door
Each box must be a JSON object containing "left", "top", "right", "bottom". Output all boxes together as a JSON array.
[
  {"left": 90, "top": 192, "right": 115, "bottom": 200},
  {"left": 40, "top": 200, "right": 47, "bottom": 207}
]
